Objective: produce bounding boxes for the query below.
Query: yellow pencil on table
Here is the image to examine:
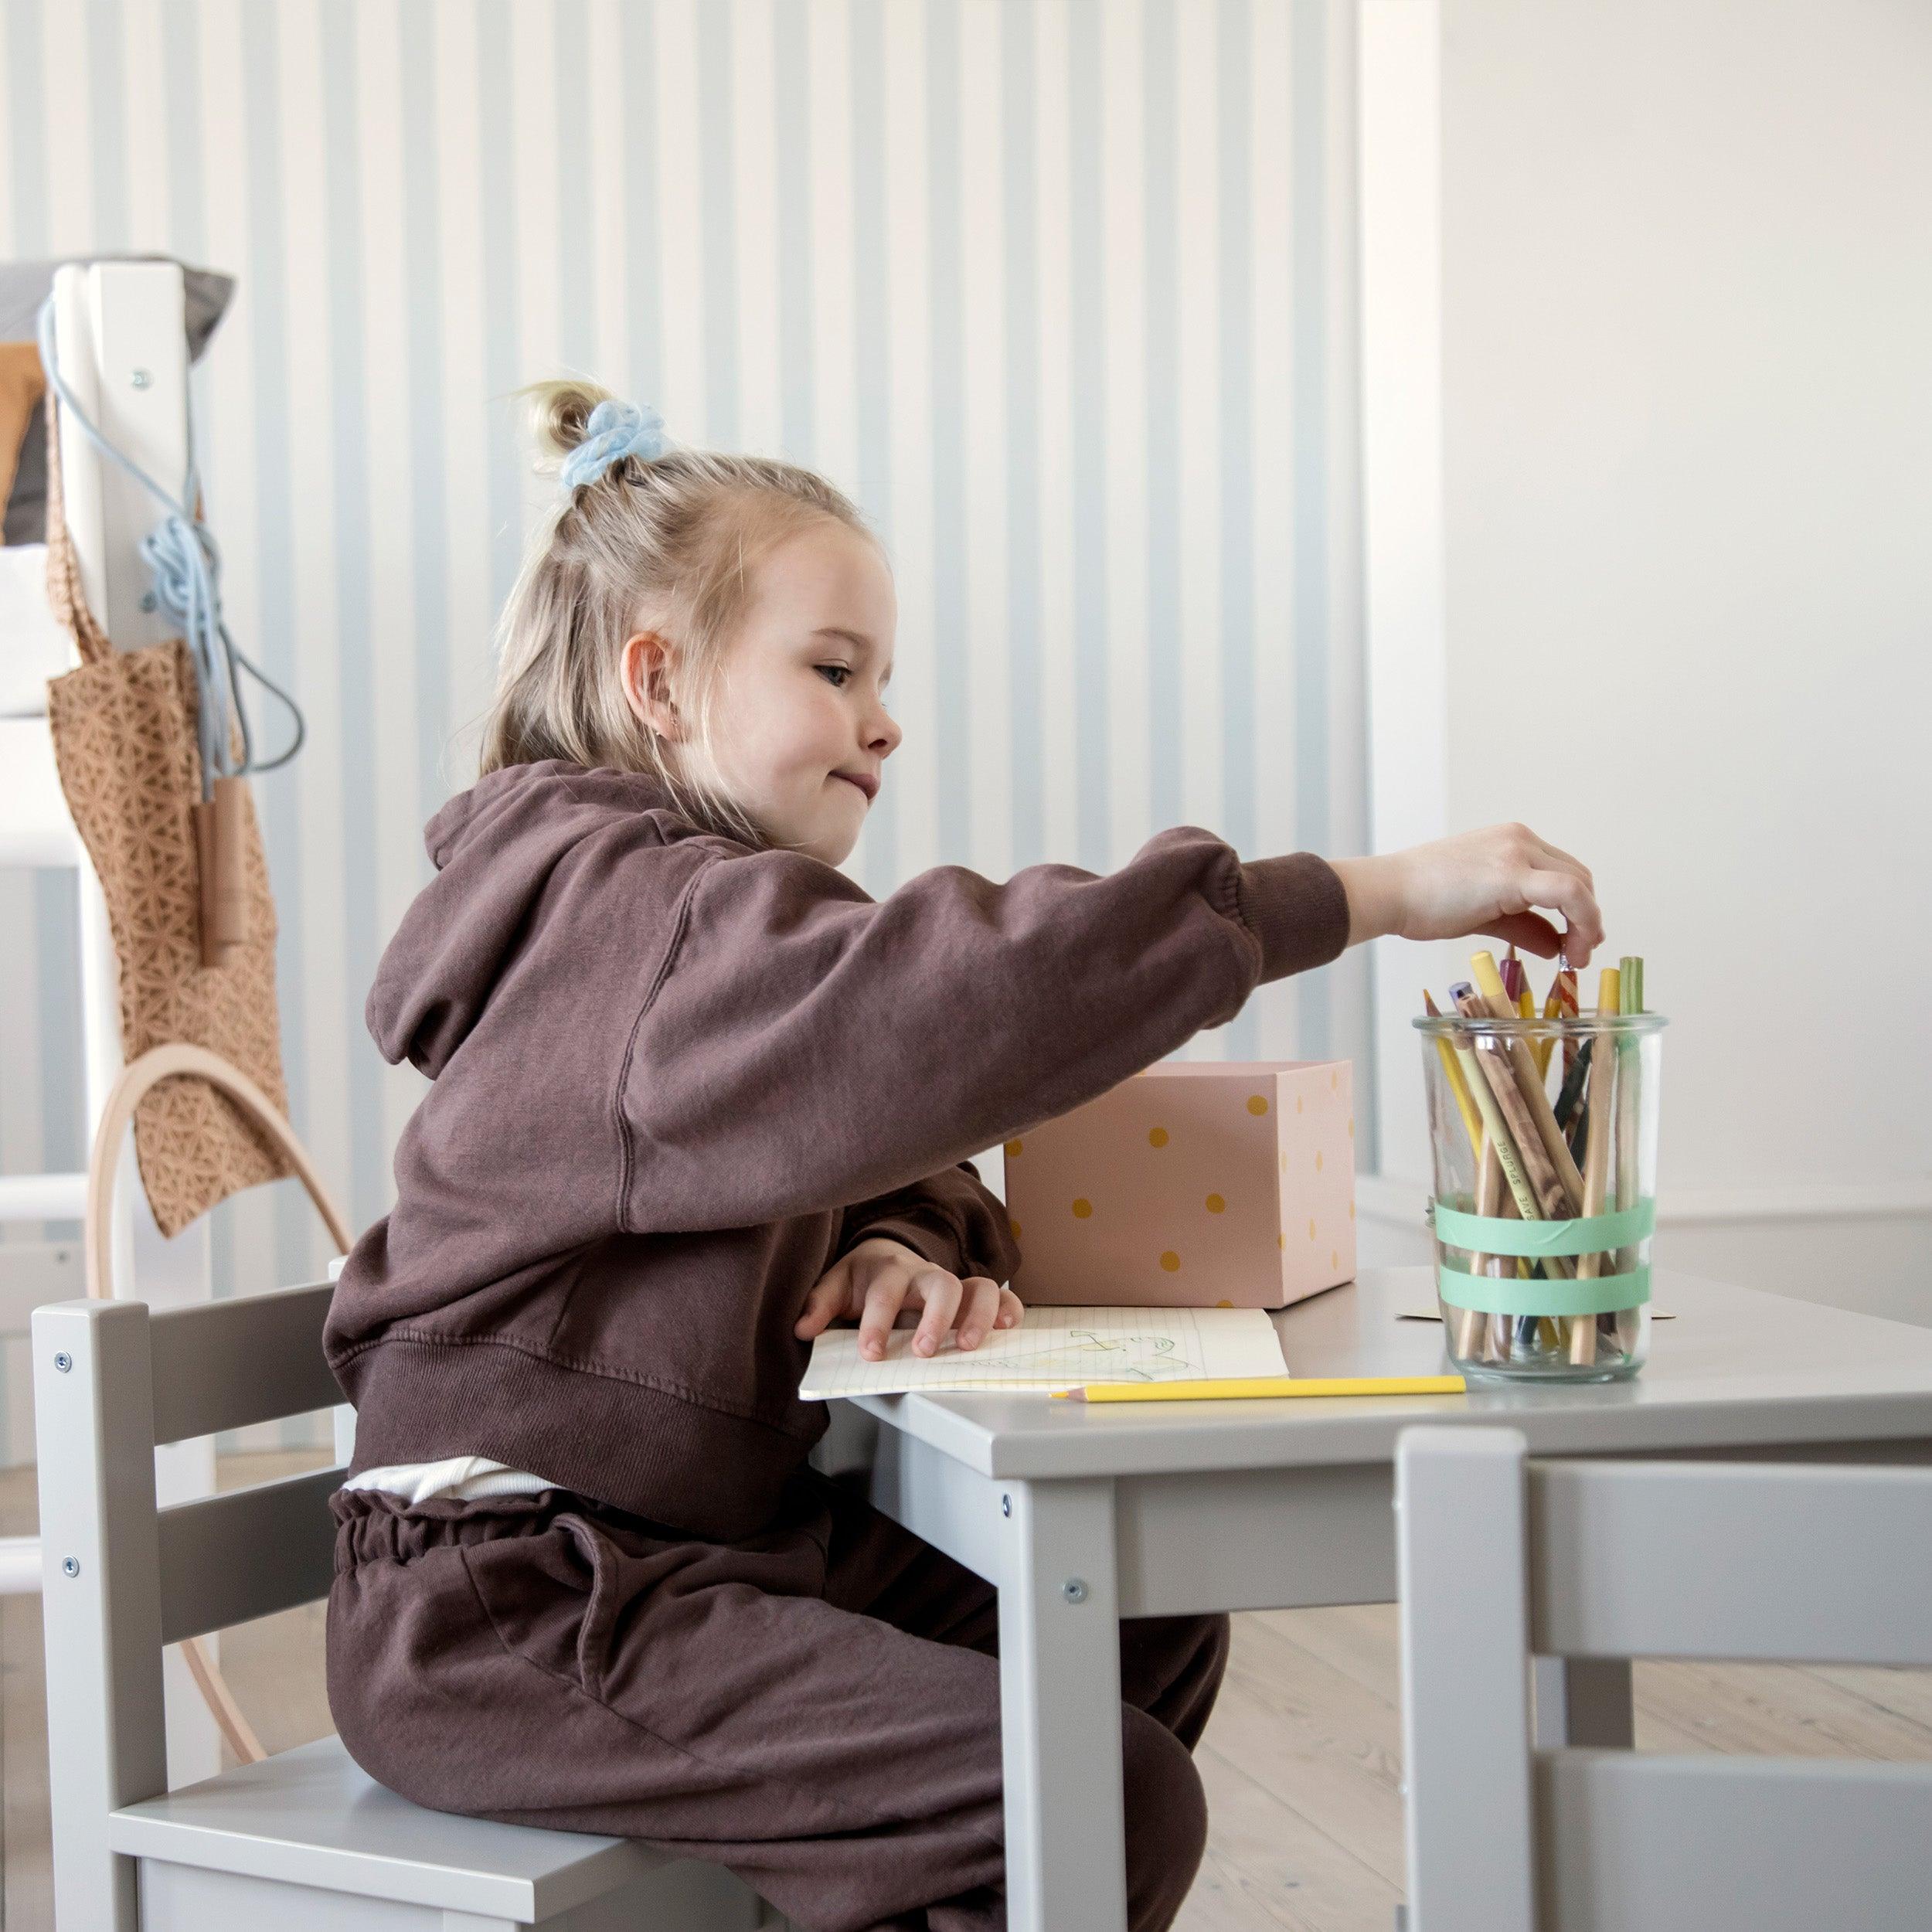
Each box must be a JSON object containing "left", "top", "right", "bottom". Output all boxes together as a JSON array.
[{"left": 1053, "top": 1376, "right": 1468, "bottom": 1403}]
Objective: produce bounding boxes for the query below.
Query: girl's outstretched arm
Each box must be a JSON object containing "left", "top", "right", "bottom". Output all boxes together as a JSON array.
[
  {"left": 621, "top": 827, "right": 1345, "bottom": 1230},
  {"left": 617, "top": 819, "right": 1597, "bottom": 1233}
]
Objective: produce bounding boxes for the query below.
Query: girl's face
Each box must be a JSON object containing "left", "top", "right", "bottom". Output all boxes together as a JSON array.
[{"left": 688, "top": 519, "right": 901, "bottom": 866}]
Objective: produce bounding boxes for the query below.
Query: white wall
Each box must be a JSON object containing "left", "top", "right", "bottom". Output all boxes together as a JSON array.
[{"left": 1360, "top": 0, "right": 1932, "bottom": 1322}]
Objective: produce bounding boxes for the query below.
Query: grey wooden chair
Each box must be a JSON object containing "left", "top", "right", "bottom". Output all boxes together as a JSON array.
[
  {"left": 32, "top": 1282, "right": 773, "bottom": 1931},
  {"left": 1393, "top": 1424, "right": 1932, "bottom": 1932}
]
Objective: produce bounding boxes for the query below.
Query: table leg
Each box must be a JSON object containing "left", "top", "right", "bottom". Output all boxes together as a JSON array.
[
  {"left": 1532, "top": 1656, "right": 1634, "bottom": 1748},
  {"left": 998, "top": 1477, "right": 1128, "bottom": 1932}
]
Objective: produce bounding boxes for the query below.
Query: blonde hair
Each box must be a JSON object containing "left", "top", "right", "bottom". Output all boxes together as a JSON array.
[{"left": 478, "top": 378, "right": 876, "bottom": 841}]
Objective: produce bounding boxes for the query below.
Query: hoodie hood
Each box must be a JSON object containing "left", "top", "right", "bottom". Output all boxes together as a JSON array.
[{"left": 368, "top": 760, "right": 699, "bottom": 1078}]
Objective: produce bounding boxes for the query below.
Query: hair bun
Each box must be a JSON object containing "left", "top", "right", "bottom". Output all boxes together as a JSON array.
[{"left": 524, "top": 378, "right": 620, "bottom": 461}]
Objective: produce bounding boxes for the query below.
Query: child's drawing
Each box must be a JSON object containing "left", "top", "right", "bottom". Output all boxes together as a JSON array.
[{"left": 967, "top": 1329, "right": 1196, "bottom": 1382}]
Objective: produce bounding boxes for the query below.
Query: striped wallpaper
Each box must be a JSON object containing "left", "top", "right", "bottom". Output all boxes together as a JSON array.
[{"left": 0, "top": 0, "right": 1371, "bottom": 1454}]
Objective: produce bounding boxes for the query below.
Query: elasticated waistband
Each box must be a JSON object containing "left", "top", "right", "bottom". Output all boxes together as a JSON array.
[{"left": 329, "top": 1483, "right": 696, "bottom": 1576}]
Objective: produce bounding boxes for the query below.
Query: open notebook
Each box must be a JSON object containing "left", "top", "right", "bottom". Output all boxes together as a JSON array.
[{"left": 798, "top": 1304, "right": 1289, "bottom": 1399}]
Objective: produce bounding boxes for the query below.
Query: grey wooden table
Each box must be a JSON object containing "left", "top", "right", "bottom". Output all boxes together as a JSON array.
[{"left": 852, "top": 1266, "right": 1932, "bottom": 1932}]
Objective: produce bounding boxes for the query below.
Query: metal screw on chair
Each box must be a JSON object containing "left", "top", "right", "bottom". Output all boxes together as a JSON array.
[
  {"left": 54, "top": 1352, "right": 72, "bottom": 1373},
  {"left": 1063, "top": 1577, "right": 1088, "bottom": 1604},
  {"left": 131, "top": 368, "right": 151, "bottom": 389},
  {"left": 1002, "top": 1495, "right": 1012, "bottom": 1518},
  {"left": 62, "top": 1557, "right": 80, "bottom": 1577}
]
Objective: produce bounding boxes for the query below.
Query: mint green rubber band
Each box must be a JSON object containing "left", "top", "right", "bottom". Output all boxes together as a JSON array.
[
  {"left": 1437, "top": 1261, "right": 1651, "bottom": 1317},
  {"left": 1430, "top": 1197, "right": 1656, "bottom": 1257}
]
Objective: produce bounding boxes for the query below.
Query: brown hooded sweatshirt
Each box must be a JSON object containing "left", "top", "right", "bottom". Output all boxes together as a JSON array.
[{"left": 322, "top": 760, "right": 1350, "bottom": 1541}]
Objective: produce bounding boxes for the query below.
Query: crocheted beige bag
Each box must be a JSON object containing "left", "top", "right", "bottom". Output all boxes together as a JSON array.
[{"left": 42, "top": 398, "right": 293, "bottom": 1235}]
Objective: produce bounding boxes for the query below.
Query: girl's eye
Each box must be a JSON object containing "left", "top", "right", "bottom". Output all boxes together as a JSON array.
[{"left": 815, "top": 664, "right": 852, "bottom": 689}]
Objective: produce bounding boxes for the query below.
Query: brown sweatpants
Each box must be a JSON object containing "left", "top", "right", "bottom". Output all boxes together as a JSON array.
[{"left": 327, "top": 1468, "right": 1227, "bottom": 1932}]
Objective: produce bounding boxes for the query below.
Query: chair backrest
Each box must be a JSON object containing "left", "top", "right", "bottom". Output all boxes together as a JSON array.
[
  {"left": 32, "top": 1284, "right": 345, "bottom": 1920},
  {"left": 1395, "top": 1425, "right": 1932, "bottom": 1932}
]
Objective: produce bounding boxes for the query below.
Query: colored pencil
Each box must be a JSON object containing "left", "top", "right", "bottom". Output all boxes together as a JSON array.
[
  {"left": 1500, "top": 949, "right": 1526, "bottom": 1005},
  {"left": 1615, "top": 957, "right": 1645, "bottom": 1308},
  {"left": 1423, "top": 990, "right": 1484, "bottom": 1157},
  {"left": 1570, "top": 965, "right": 1621, "bottom": 1366},
  {"left": 1054, "top": 1375, "right": 1468, "bottom": 1403},
  {"left": 1452, "top": 985, "right": 1571, "bottom": 1225},
  {"left": 1535, "top": 973, "right": 1565, "bottom": 1078},
  {"left": 1469, "top": 951, "right": 1587, "bottom": 1215},
  {"left": 1556, "top": 957, "right": 1580, "bottom": 1081}
]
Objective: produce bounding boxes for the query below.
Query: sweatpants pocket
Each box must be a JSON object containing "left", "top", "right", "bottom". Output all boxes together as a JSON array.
[{"left": 459, "top": 1509, "right": 622, "bottom": 1701}]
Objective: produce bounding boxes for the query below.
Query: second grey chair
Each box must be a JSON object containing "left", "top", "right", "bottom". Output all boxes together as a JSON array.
[{"left": 1395, "top": 1424, "right": 1932, "bottom": 1932}]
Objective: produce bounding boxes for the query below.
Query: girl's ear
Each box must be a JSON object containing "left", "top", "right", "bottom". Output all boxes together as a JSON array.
[{"left": 621, "top": 631, "right": 685, "bottom": 743}]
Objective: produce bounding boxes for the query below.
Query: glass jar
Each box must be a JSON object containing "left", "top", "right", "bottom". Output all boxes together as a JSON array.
[{"left": 1413, "top": 1008, "right": 1665, "bottom": 1383}]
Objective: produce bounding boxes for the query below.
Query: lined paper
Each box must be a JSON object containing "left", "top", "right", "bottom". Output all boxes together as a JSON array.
[{"left": 798, "top": 1304, "right": 1289, "bottom": 1399}]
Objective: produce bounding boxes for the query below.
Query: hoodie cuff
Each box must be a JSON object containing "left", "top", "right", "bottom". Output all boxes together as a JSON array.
[{"left": 1235, "top": 853, "right": 1352, "bottom": 984}]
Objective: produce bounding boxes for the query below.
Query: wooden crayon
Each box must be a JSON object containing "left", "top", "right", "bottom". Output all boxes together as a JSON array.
[
  {"left": 1556, "top": 959, "right": 1580, "bottom": 1081},
  {"left": 1423, "top": 990, "right": 1485, "bottom": 1158},
  {"left": 1469, "top": 951, "right": 1587, "bottom": 1214},
  {"left": 1570, "top": 966, "right": 1621, "bottom": 1366},
  {"left": 1453, "top": 985, "right": 1570, "bottom": 1220}
]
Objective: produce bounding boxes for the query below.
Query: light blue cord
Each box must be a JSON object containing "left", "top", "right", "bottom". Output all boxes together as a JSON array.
[{"left": 35, "top": 294, "right": 304, "bottom": 797}]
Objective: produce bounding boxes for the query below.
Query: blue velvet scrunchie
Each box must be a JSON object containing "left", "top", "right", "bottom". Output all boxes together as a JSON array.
[{"left": 559, "top": 399, "right": 668, "bottom": 492}]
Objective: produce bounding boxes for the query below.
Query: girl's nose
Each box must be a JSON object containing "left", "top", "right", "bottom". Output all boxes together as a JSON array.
[{"left": 869, "top": 706, "right": 903, "bottom": 757}]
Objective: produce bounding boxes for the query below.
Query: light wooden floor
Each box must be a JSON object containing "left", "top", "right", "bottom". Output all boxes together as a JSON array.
[{"left": 6, "top": 1451, "right": 1932, "bottom": 1931}]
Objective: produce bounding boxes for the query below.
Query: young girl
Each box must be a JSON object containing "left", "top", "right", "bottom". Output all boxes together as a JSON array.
[{"left": 324, "top": 384, "right": 1602, "bottom": 1932}]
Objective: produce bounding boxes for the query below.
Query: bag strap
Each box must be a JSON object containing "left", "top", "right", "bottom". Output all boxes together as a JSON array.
[
  {"left": 86, "top": 1043, "right": 354, "bottom": 1763},
  {"left": 41, "top": 390, "right": 113, "bottom": 668}
]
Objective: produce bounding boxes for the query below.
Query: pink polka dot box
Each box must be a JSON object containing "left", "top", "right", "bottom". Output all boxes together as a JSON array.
[{"left": 1001, "top": 1060, "right": 1356, "bottom": 1311}]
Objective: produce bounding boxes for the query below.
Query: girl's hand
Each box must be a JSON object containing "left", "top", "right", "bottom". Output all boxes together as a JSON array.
[
  {"left": 794, "top": 1237, "right": 1026, "bottom": 1362},
  {"left": 1330, "top": 825, "right": 1604, "bottom": 966}
]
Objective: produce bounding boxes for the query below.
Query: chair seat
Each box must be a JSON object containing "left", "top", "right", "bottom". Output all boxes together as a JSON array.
[{"left": 106, "top": 1734, "right": 696, "bottom": 1923}]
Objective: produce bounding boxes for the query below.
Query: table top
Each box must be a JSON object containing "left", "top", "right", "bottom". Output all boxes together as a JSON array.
[{"left": 852, "top": 1268, "right": 1932, "bottom": 1481}]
